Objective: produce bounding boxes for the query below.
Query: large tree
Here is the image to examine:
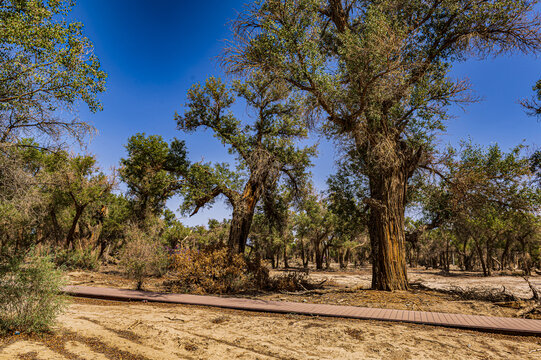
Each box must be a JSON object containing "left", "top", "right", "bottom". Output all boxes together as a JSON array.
[
  {"left": 226, "top": 0, "right": 541, "bottom": 289},
  {"left": 0, "top": 0, "right": 106, "bottom": 148},
  {"left": 176, "top": 76, "right": 315, "bottom": 254}
]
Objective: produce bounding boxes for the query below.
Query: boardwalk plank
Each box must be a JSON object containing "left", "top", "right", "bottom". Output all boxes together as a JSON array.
[{"left": 64, "top": 286, "right": 541, "bottom": 336}]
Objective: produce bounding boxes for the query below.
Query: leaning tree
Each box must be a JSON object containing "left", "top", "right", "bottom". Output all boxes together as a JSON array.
[
  {"left": 225, "top": 0, "right": 541, "bottom": 289},
  {"left": 176, "top": 76, "right": 314, "bottom": 254}
]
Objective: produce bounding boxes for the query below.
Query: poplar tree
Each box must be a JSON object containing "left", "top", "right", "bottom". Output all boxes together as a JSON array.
[
  {"left": 226, "top": 0, "right": 541, "bottom": 289},
  {"left": 176, "top": 76, "right": 315, "bottom": 253}
]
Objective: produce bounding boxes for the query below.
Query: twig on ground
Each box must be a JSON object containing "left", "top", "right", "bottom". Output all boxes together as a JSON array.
[
  {"left": 127, "top": 320, "right": 142, "bottom": 329},
  {"left": 165, "top": 316, "right": 185, "bottom": 322}
]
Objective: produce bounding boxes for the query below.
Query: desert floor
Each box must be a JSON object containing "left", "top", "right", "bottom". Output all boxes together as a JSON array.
[
  {"left": 1, "top": 297, "right": 540, "bottom": 360},
  {"left": 2, "top": 266, "right": 541, "bottom": 359}
]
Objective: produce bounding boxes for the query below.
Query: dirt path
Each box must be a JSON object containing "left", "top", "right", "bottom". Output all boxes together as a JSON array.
[{"left": 1, "top": 298, "right": 540, "bottom": 360}]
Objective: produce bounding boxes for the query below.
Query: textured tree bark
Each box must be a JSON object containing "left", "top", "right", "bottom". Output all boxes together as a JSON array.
[
  {"left": 228, "top": 180, "right": 261, "bottom": 254},
  {"left": 228, "top": 207, "right": 254, "bottom": 254},
  {"left": 368, "top": 170, "right": 409, "bottom": 291}
]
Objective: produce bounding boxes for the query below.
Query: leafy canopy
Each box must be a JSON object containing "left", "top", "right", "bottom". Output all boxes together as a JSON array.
[{"left": 0, "top": 0, "right": 107, "bottom": 146}]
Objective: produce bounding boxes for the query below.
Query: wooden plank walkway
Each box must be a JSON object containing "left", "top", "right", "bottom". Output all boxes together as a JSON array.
[{"left": 64, "top": 285, "right": 541, "bottom": 336}]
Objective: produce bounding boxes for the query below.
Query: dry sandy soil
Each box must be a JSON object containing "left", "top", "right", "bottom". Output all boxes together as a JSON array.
[
  {"left": 2, "top": 266, "right": 541, "bottom": 359},
  {"left": 1, "top": 297, "right": 540, "bottom": 360}
]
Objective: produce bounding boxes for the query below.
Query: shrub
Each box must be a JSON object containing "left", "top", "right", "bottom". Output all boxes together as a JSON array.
[
  {"left": 268, "top": 271, "right": 314, "bottom": 292},
  {"left": 171, "top": 245, "right": 250, "bottom": 294},
  {"left": 171, "top": 245, "right": 325, "bottom": 294},
  {"left": 54, "top": 247, "right": 100, "bottom": 271},
  {"left": 0, "top": 257, "right": 66, "bottom": 335},
  {"left": 119, "top": 224, "right": 169, "bottom": 290}
]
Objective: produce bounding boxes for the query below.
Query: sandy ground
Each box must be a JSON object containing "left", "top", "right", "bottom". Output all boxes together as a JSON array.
[
  {"left": 1, "top": 297, "right": 540, "bottom": 360},
  {"left": 67, "top": 266, "right": 541, "bottom": 299},
  {"left": 299, "top": 267, "right": 541, "bottom": 299}
]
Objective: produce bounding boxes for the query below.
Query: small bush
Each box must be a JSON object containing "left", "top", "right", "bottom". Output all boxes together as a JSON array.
[
  {"left": 54, "top": 247, "right": 100, "bottom": 271},
  {"left": 0, "top": 257, "right": 66, "bottom": 335},
  {"left": 268, "top": 271, "right": 316, "bottom": 292},
  {"left": 119, "top": 225, "right": 169, "bottom": 290}
]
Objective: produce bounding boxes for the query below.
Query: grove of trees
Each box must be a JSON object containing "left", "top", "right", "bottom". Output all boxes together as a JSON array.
[{"left": 1, "top": 0, "right": 541, "bottom": 334}]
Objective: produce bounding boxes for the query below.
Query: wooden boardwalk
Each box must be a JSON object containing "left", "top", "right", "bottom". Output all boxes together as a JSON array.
[{"left": 64, "top": 285, "right": 541, "bottom": 336}]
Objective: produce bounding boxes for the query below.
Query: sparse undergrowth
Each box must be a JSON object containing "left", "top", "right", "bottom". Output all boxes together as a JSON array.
[
  {"left": 54, "top": 247, "right": 100, "bottom": 271},
  {"left": 119, "top": 224, "right": 169, "bottom": 290}
]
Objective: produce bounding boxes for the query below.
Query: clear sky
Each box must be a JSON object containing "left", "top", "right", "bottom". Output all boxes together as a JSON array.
[{"left": 71, "top": 0, "right": 540, "bottom": 227}]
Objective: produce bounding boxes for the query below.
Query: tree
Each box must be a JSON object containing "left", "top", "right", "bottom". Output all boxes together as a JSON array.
[
  {"left": 327, "top": 153, "right": 369, "bottom": 268},
  {"left": 120, "top": 133, "right": 189, "bottom": 223},
  {"left": 256, "top": 185, "right": 295, "bottom": 268},
  {"left": 53, "top": 155, "right": 115, "bottom": 248},
  {"left": 521, "top": 78, "right": 541, "bottom": 119},
  {"left": 226, "top": 0, "right": 541, "bottom": 289},
  {"left": 0, "top": 147, "right": 47, "bottom": 270},
  {"left": 295, "top": 190, "right": 336, "bottom": 269},
  {"left": 421, "top": 142, "right": 541, "bottom": 275},
  {"left": 0, "top": 0, "right": 106, "bottom": 147},
  {"left": 176, "top": 76, "right": 315, "bottom": 254}
]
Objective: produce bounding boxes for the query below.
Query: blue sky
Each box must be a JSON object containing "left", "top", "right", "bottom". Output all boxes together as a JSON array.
[{"left": 72, "top": 0, "right": 540, "bottom": 226}]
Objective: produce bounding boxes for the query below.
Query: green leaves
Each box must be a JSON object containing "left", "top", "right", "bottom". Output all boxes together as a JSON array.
[
  {"left": 120, "top": 133, "right": 189, "bottom": 220},
  {"left": 176, "top": 74, "right": 314, "bottom": 218},
  {"left": 0, "top": 0, "right": 107, "bottom": 146}
]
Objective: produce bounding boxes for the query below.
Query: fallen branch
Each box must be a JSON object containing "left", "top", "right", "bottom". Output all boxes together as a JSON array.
[{"left": 523, "top": 276, "right": 540, "bottom": 302}]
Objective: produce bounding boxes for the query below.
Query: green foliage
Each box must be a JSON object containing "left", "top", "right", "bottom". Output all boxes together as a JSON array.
[
  {"left": 530, "top": 149, "right": 541, "bottom": 186},
  {"left": 176, "top": 75, "right": 315, "bottom": 252},
  {"left": 99, "top": 193, "right": 131, "bottom": 255},
  {"left": 0, "top": 148, "right": 48, "bottom": 268},
  {"left": 0, "top": 0, "right": 107, "bottom": 145},
  {"left": 0, "top": 257, "right": 66, "bottom": 335},
  {"left": 326, "top": 154, "right": 369, "bottom": 243},
  {"left": 120, "top": 133, "right": 189, "bottom": 221},
  {"left": 419, "top": 141, "right": 541, "bottom": 273},
  {"left": 119, "top": 223, "right": 170, "bottom": 290},
  {"left": 54, "top": 247, "right": 99, "bottom": 271},
  {"left": 177, "top": 76, "right": 315, "bottom": 214}
]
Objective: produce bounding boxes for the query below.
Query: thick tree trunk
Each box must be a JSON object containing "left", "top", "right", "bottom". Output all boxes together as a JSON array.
[
  {"left": 368, "top": 171, "right": 409, "bottom": 291},
  {"left": 228, "top": 207, "right": 254, "bottom": 254},
  {"left": 228, "top": 181, "right": 260, "bottom": 254}
]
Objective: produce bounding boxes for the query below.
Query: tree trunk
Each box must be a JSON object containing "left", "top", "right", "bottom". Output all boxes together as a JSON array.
[
  {"left": 300, "top": 239, "right": 307, "bottom": 268},
  {"left": 283, "top": 241, "right": 289, "bottom": 268},
  {"left": 314, "top": 238, "right": 324, "bottom": 270},
  {"left": 49, "top": 209, "right": 63, "bottom": 244},
  {"left": 476, "top": 243, "right": 488, "bottom": 276},
  {"left": 368, "top": 171, "right": 408, "bottom": 290},
  {"left": 485, "top": 239, "right": 492, "bottom": 276},
  {"left": 66, "top": 205, "right": 86, "bottom": 248},
  {"left": 228, "top": 180, "right": 261, "bottom": 254}
]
